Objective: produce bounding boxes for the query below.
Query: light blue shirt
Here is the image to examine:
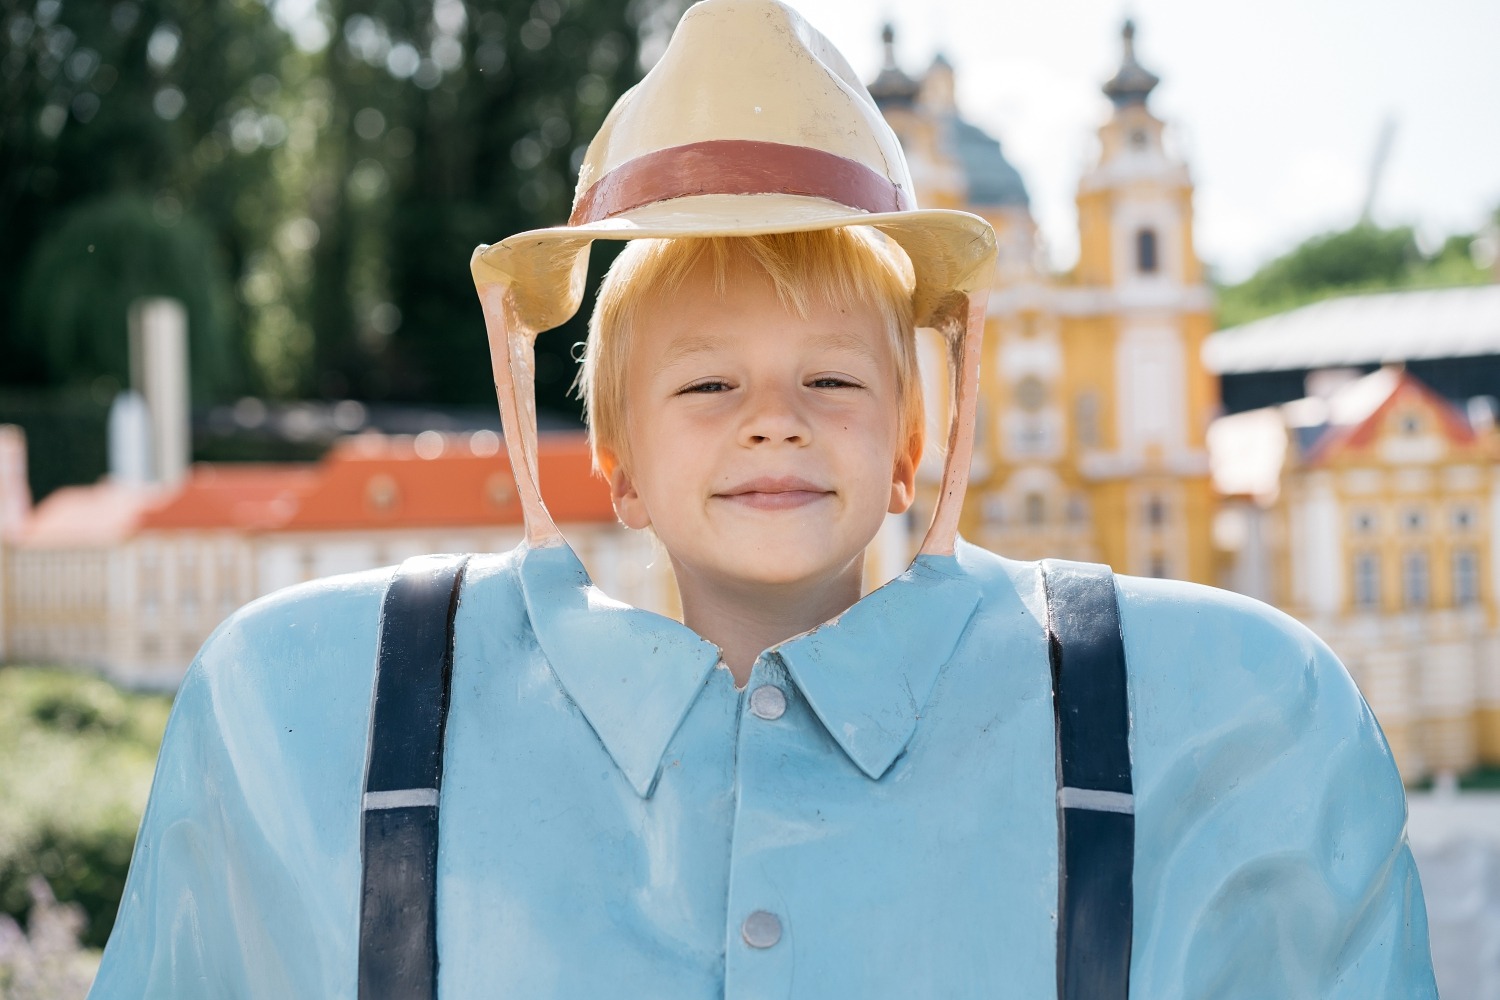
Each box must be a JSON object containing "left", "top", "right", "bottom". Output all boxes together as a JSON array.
[{"left": 90, "top": 539, "right": 1437, "bottom": 997}]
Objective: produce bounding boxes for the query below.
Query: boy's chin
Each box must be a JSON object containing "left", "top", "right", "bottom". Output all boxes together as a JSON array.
[{"left": 686, "top": 548, "right": 867, "bottom": 595}]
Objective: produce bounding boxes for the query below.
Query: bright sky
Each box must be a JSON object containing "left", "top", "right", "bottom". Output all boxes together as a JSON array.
[{"left": 788, "top": 0, "right": 1500, "bottom": 280}]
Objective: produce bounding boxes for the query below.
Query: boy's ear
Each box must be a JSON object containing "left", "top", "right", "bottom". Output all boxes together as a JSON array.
[
  {"left": 603, "top": 450, "right": 652, "bottom": 530},
  {"left": 887, "top": 433, "right": 920, "bottom": 515}
]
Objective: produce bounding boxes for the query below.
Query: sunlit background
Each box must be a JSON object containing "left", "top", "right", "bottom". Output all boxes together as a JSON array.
[{"left": 2, "top": 0, "right": 1498, "bottom": 995}]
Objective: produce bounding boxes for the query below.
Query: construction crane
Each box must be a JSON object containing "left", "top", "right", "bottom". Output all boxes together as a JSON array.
[{"left": 1359, "top": 115, "right": 1397, "bottom": 225}]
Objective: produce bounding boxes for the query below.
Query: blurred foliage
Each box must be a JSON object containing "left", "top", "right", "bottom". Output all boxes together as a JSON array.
[
  {"left": 0, "top": 387, "right": 110, "bottom": 506},
  {"left": 3, "top": 0, "right": 669, "bottom": 439},
  {"left": 18, "top": 194, "right": 237, "bottom": 400},
  {"left": 0, "top": 667, "right": 171, "bottom": 950},
  {"left": 2, "top": 0, "right": 298, "bottom": 394},
  {"left": 1217, "top": 221, "right": 1494, "bottom": 329}
]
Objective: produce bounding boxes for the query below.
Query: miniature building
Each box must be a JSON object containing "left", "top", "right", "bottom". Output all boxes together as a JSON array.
[
  {"left": 879, "top": 22, "right": 1217, "bottom": 582},
  {"left": 1209, "top": 368, "right": 1500, "bottom": 779},
  {"left": 1, "top": 432, "right": 675, "bottom": 687}
]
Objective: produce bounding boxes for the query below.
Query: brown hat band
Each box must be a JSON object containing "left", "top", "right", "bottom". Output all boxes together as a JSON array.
[{"left": 570, "top": 139, "right": 913, "bottom": 226}]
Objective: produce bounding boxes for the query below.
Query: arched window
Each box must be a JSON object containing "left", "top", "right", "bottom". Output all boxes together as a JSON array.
[
  {"left": 1145, "top": 494, "right": 1167, "bottom": 527},
  {"left": 1354, "top": 552, "right": 1380, "bottom": 608},
  {"left": 1136, "top": 228, "right": 1158, "bottom": 274},
  {"left": 1402, "top": 552, "right": 1429, "bottom": 608},
  {"left": 1454, "top": 549, "right": 1480, "bottom": 606}
]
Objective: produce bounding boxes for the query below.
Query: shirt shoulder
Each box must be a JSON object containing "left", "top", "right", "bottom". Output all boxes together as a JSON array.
[
  {"left": 194, "top": 548, "right": 527, "bottom": 699},
  {"left": 1111, "top": 573, "right": 1380, "bottom": 753}
]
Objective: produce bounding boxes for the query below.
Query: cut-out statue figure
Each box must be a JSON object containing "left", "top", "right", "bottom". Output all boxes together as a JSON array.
[{"left": 89, "top": 2, "right": 1438, "bottom": 997}]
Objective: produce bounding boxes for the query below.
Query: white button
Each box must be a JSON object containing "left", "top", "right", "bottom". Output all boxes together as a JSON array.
[
  {"left": 749, "top": 685, "right": 786, "bottom": 720},
  {"left": 741, "top": 910, "right": 782, "bottom": 948}
]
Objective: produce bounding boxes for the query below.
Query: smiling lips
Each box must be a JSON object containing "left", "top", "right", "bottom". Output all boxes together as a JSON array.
[{"left": 716, "top": 476, "right": 834, "bottom": 510}]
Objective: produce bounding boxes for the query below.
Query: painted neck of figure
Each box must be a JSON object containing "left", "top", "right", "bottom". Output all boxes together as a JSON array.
[{"left": 672, "top": 554, "right": 865, "bottom": 688}]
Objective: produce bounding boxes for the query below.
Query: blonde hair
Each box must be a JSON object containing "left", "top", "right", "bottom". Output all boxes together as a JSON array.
[{"left": 577, "top": 227, "right": 923, "bottom": 473}]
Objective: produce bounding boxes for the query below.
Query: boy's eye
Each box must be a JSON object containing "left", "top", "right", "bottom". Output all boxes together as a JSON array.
[
  {"left": 808, "top": 375, "right": 862, "bottom": 389},
  {"left": 678, "top": 379, "right": 732, "bottom": 394}
]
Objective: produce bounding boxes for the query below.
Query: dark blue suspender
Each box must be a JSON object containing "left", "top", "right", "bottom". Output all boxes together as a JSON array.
[
  {"left": 358, "top": 555, "right": 469, "bottom": 1000},
  {"left": 1042, "top": 558, "right": 1134, "bottom": 1000}
]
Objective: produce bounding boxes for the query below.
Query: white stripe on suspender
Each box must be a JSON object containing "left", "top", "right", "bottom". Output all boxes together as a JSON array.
[
  {"left": 363, "top": 787, "right": 439, "bottom": 810},
  {"left": 1057, "top": 786, "right": 1134, "bottom": 814}
]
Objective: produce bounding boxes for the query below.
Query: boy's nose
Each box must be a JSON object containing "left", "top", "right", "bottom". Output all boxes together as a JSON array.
[{"left": 739, "top": 386, "right": 810, "bottom": 446}]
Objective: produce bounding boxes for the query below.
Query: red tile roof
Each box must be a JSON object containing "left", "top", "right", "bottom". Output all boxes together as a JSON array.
[
  {"left": 275, "top": 431, "right": 613, "bottom": 531},
  {"left": 1306, "top": 369, "right": 1479, "bottom": 463},
  {"left": 137, "top": 464, "right": 319, "bottom": 531},
  {"left": 17, "top": 481, "right": 165, "bottom": 549},
  {"left": 17, "top": 431, "right": 614, "bottom": 546}
]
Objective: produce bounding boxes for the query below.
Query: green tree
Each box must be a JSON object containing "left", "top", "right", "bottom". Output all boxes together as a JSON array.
[
  {"left": 1217, "top": 221, "right": 1493, "bottom": 329},
  {"left": 300, "top": 0, "right": 660, "bottom": 413},
  {"left": 17, "top": 194, "right": 236, "bottom": 398},
  {"left": 2, "top": 0, "right": 298, "bottom": 396}
]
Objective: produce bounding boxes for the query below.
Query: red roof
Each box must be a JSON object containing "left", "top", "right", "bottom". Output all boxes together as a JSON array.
[
  {"left": 17, "top": 481, "right": 164, "bottom": 549},
  {"left": 1306, "top": 369, "right": 1479, "bottom": 463},
  {"left": 137, "top": 464, "right": 319, "bottom": 531},
  {"left": 12, "top": 431, "right": 615, "bottom": 545},
  {"left": 275, "top": 431, "right": 613, "bottom": 531}
]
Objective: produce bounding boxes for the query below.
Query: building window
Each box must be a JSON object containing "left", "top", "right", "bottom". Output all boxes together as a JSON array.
[
  {"left": 1148, "top": 554, "right": 1168, "bottom": 579},
  {"left": 1402, "top": 508, "right": 1426, "bottom": 532},
  {"left": 1075, "top": 392, "right": 1100, "bottom": 448},
  {"left": 1015, "top": 375, "right": 1048, "bottom": 412},
  {"left": 1453, "top": 507, "right": 1475, "bottom": 532},
  {"left": 1398, "top": 413, "right": 1421, "bottom": 435},
  {"left": 1145, "top": 494, "right": 1167, "bottom": 528},
  {"left": 1129, "top": 128, "right": 1149, "bottom": 150},
  {"left": 1352, "top": 510, "right": 1377, "bottom": 534},
  {"left": 1454, "top": 549, "right": 1480, "bottom": 606},
  {"left": 1354, "top": 552, "right": 1380, "bottom": 609},
  {"left": 1402, "top": 552, "right": 1430, "bottom": 608},
  {"left": 366, "top": 473, "right": 400, "bottom": 511},
  {"left": 1066, "top": 493, "right": 1089, "bottom": 525},
  {"left": 140, "top": 550, "right": 160, "bottom": 616},
  {"left": 180, "top": 552, "right": 198, "bottom": 618},
  {"left": 1136, "top": 228, "right": 1158, "bottom": 274}
]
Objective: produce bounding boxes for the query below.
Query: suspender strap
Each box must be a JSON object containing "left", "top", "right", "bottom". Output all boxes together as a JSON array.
[
  {"left": 359, "top": 554, "right": 470, "bottom": 1000},
  {"left": 1041, "top": 558, "right": 1134, "bottom": 1000}
]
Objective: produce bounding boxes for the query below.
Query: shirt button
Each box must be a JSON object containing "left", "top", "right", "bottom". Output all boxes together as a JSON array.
[
  {"left": 741, "top": 910, "right": 782, "bottom": 949},
  {"left": 749, "top": 684, "right": 787, "bottom": 720}
]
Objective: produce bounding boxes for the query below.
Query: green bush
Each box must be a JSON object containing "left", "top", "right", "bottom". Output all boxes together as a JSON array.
[{"left": 0, "top": 667, "right": 170, "bottom": 949}]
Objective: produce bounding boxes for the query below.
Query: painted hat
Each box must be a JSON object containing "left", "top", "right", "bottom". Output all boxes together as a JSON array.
[{"left": 471, "top": 0, "right": 995, "bottom": 556}]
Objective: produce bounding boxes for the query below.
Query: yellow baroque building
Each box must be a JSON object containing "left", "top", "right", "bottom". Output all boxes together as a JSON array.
[
  {"left": 874, "top": 23, "right": 1216, "bottom": 582},
  {"left": 1212, "top": 366, "right": 1500, "bottom": 778}
]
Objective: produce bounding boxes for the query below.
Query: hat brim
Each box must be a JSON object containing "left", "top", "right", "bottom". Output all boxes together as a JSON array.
[{"left": 470, "top": 193, "right": 997, "bottom": 335}]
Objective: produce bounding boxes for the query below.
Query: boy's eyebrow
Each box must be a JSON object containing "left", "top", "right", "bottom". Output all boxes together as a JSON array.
[
  {"left": 652, "top": 333, "right": 730, "bottom": 376},
  {"left": 810, "top": 328, "right": 884, "bottom": 365},
  {"left": 652, "top": 328, "right": 884, "bottom": 377}
]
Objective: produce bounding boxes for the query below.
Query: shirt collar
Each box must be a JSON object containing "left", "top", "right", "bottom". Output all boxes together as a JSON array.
[{"left": 518, "top": 541, "right": 982, "bottom": 798}]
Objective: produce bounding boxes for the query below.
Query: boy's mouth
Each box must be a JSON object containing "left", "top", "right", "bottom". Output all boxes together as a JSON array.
[{"left": 715, "top": 476, "right": 833, "bottom": 511}]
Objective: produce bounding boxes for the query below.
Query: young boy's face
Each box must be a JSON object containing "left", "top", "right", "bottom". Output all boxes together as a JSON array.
[{"left": 605, "top": 247, "right": 918, "bottom": 597}]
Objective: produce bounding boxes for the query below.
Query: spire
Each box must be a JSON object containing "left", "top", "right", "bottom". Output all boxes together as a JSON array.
[
  {"left": 1102, "top": 19, "right": 1159, "bottom": 108},
  {"left": 869, "top": 21, "right": 920, "bottom": 106}
]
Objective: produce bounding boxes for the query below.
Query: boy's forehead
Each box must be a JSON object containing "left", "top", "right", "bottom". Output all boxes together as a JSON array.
[{"left": 648, "top": 327, "right": 887, "bottom": 372}]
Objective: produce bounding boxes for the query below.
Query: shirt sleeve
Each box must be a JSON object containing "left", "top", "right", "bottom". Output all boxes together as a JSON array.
[
  {"left": 1117, "top": 576, "right": 1439, "bottom": 998},
  {"left": 87, "top": 573, "right": 386, "bottom": 1000}
]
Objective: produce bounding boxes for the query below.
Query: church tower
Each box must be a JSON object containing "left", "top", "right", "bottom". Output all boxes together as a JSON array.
[
  {"left": 1060, "top": 21, "right": 1218, "bottom": 581},
  {"left": 872, "top": 20, "right": 1217, "bottom": 583}
]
